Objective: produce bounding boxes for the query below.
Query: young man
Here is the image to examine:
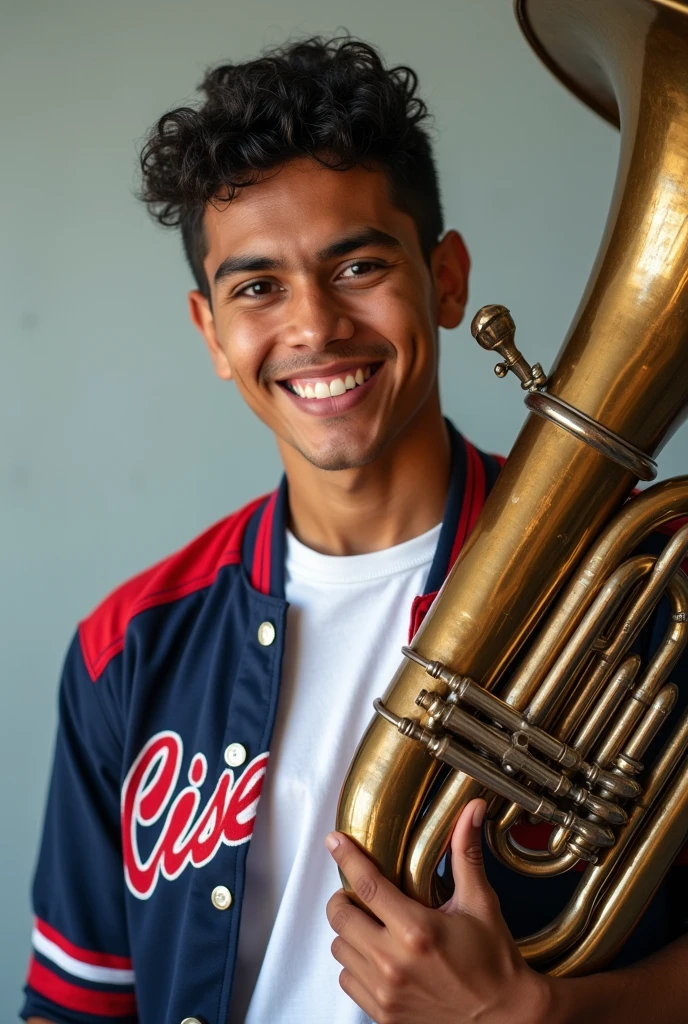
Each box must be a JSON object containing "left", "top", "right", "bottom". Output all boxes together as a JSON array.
[{"left": 22, "top": 35, "right": 688, "bottom": 1024}]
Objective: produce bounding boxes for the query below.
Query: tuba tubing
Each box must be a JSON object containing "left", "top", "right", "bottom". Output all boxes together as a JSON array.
[{"left": 336, "top": 0, "right": 688, "bottom": 974}]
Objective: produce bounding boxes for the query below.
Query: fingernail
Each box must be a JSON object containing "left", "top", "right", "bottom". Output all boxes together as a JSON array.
[
  {"left": 325, "top": 833, "right": 341, "bottom": 852},
  {"left": 472, "top": 801, "right": 487, "bottom": 829}
]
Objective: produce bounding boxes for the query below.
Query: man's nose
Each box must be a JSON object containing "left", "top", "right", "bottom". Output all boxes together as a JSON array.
[{"left": 280, "top": 285, "right": 354, "bottom": 350}]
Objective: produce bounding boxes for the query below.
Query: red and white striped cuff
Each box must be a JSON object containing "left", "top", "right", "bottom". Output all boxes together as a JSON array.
[{"left": 27, "top": 918, "right": 136, "bottom": 1018}]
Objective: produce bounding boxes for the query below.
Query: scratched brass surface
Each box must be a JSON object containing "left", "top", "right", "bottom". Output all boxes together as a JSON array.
[
  {"left": 521, "top": 702, "right": 688, "bottom": 970},
  {"left": 336, "top": 0, "right": 688, "bottom": 973},
  {"left": 404, "top": 490, "right": 688, "bottom": 914}
]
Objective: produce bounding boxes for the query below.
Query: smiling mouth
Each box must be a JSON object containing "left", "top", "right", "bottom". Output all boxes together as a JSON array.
[{"left": 278, "top": 363, "right": 382, "bottom": 400}]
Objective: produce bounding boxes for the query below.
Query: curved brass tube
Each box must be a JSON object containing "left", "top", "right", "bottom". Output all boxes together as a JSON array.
[
  {"left": 549, "top": 746, "right": 688, "bottom": 976},
  {"left": 404, "top": 507, "right": 688, "bottom": 905},
  {"left": 485, "top": 568, "right": 688, "bottom": 887},
  {"left": 570, "top": 655, "right": 642, "bottom": 757},
  {"left": 524, "top": 556, "right": 656, "bottom": 727},
  {"left": 485, "top": 815, "right": 579, "bottom": 878},
  {"left": 507, "top": 484, "right": 688, "bottom": 710},
  {"left": 518, "top": 571, "right": 688, "bottom": 965},
  {"left": 521, "top": 704, "right": 688, "bottom": 968}
]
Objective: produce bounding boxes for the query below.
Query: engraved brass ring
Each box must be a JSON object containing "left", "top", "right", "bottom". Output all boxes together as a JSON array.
[{"left": 525, "top": 391, "right": 658, "bottom": 481}]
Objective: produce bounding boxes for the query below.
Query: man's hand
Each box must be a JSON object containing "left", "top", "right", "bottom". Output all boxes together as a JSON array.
[{"left": 325, "top": 798, "right": 555, "bottom": 1024}]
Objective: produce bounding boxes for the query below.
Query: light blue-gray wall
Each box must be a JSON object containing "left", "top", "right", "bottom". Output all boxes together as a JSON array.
[{"left": 2, "top": 0, "right": 686, "bottom": 1013}]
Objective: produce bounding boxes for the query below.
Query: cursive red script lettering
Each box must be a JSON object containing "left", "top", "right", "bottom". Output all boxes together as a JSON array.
[{"left": 121, "top": 731, "right": 269, "bottom": 899}]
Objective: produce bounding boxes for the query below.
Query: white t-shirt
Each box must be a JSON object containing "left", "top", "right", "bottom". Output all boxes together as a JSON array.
[{"left": 229, "top": 523, "right": 441, "bottom": 1023}]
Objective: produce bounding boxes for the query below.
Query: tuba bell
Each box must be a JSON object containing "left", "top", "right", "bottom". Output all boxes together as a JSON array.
[{"left": 337, "top": 0, "right": 688, "bottom": 975}]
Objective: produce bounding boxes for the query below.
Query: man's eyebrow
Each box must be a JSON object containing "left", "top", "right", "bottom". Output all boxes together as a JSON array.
[
  {"left": 315, "top": 228, "right": 403, "bottom": 262},
  {"left": 213, "top": 227, "right": 402, "bottom": 286},
  {"left": 214, "top": 254, "right": 285, "bottom": 285}
]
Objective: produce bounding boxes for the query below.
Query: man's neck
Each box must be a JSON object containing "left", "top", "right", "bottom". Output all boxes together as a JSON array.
[{"left": 279, "top": 403, "right": 451, "bottom": 556}]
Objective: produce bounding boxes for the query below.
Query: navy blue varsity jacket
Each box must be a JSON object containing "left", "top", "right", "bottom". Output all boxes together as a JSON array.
[{"left": 21, "top": 423, "right": 688, "bottom": 1024}]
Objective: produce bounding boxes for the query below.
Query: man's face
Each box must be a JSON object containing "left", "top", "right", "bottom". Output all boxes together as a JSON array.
[{"left": 191, "top": 158, "right": 467, "bottom": 471}]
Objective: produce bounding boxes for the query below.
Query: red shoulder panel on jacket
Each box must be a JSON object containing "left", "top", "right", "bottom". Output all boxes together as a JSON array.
[{"left": 78, "top": 494, "right": 268, "bottom": 682}]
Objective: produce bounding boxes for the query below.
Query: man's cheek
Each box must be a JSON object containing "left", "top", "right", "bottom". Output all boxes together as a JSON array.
[{"left": 234, "top": 378, "right": 270, "bottom": 413}]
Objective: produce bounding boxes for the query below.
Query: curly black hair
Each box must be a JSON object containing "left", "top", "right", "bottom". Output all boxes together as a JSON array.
[{"left": 139, "top": 35, "right": 444, "bottom": 299}]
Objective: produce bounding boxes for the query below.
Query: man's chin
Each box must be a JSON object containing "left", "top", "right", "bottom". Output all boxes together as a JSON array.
[{"left": 294, "top": 436, "right": 385, "bottom": 473}]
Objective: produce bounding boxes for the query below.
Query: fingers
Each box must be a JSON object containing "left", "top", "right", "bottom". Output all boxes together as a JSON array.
[
  {"left": 326, "top": 888, "right": 384, "bottom": 952},
  {"left": 327, "top": 901, "right": 396, "bottom": 1023},
  {"left": 447, "top": 798, "right": 499, "bottom": 919},
  {"left": 333, "top": 938, "right": 407, "bottom": 1024},
  {"left": 337, "top": 967, "right": 381, "bottom": 1021},
  {"left": 325, "top": 832, "right": 416, "bottom": 935},
  {"left": 330, "top": 934, "right": 375, "bottom": 989}
]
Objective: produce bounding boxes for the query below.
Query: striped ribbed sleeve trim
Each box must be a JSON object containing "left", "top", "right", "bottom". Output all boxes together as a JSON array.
[{"left": 24, "top": 918, "right": 137, "bottom": 1020}]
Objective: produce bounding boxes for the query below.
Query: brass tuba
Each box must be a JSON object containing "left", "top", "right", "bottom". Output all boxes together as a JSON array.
[{"left": 336, "top": 0, "right": 688, "bottom": 976}]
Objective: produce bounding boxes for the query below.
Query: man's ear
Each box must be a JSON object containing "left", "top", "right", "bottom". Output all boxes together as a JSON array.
[
  {"left": 188, "top": 290, "right": 233, "bottom": 381},
  {"left": 431, "top": 230, "right": 471, "bottom": 330}
]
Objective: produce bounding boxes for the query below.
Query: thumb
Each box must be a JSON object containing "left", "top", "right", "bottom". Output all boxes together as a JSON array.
[{"left": 445, "top": 798, "right": 496, "bottom": 919}]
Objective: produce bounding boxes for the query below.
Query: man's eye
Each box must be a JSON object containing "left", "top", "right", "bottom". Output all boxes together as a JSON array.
[
  {"left": 237, "top": 280, "right": 277, "bottom": 298},
  {"left": 340, "top": 261, "right": 383, "bottom": 278}
]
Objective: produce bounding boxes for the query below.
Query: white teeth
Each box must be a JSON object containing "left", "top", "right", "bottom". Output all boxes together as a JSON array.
[{"left": 288, "top": 366, "right": 376, "bottom": 400}]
